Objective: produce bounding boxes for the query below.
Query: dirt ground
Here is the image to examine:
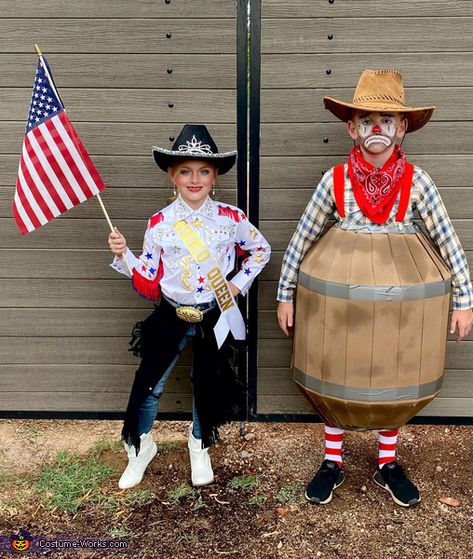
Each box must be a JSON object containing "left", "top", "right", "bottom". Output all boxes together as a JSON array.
[{"left": 0, "top": 419, "right": 471, "bottom": 559}]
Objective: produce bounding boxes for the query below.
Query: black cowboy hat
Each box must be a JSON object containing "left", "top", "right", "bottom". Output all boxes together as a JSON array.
[{"left": 152, "top": 124, "right": 237, "bottom": 175}]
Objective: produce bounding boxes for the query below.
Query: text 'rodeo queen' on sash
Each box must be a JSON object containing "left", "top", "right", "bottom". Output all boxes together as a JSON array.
[{"left": 173, "top": 218, "right": 246, "bottom": 348}]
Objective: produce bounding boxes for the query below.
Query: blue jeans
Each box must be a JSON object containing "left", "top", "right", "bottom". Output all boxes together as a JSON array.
[{"left": 137, "top": 324, "right": 202, "bottom": 439}]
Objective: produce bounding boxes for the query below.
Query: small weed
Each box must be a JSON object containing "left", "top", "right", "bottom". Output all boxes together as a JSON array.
[
  {"left": 36, "top": 450, "right": 116, "bottom": 513},
  {"left": 0, "top": 476, "right": 32, "bottom": 513},
  {"left": 91, "top": 435, "right": 123, "bottom": 454},
  {"left": 248, "top": 493, "right": 268, "bottom": 507},
  {"left": 108, "top": 525, "right": 132, "bottom": 539},
  {"left": 94, "top": 493, "right": 121, "bottom": 513},
  {"left": 167, "top": 483, "right": 197, "bottom": 505},
  {"left": 228, "top": 474, "right": 260, "bottom": 491},
  {"left": 90, "top": 488, "right": 153, "bottom": 513},
  {"left": 124, "top": 489, "right": 153, "bottom": 507},
  {"left": 193, "top": 495, "right": 206, "bottom": 510},
  {"left": 156, "top": 441, "right": 183, "bottom": 453},
  {"left": 175, "top": 530, "right": 198, "bottom": 544},
  {"left": 20, "top": 424, "right": 40, "bottom": 441},
  {"left": 275, "top": 481, "right": 306, "bottom": 506}
]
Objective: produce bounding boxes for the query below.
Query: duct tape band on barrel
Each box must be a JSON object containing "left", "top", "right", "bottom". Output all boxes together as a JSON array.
[
  {"left": 294, "top": 368, "right": 444, "bottom": 402},
  {"left": 298, "top": 272, "right": 451, "bottom": 302}
]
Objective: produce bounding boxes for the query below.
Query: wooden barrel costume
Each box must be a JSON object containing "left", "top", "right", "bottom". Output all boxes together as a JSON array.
[{"left": 293, "top": 171, "right": 451, "bottom": 430}]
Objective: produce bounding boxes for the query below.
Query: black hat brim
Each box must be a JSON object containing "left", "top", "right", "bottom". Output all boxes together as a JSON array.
[{"left": 152, "top": 148, "right": 237, "bottom": 175}]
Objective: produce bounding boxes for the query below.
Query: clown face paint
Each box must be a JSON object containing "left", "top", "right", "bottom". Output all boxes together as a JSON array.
[{"left": 354, "top": 112, "right": 402, "bottom": 152}]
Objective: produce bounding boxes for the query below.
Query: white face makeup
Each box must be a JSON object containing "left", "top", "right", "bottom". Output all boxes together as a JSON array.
[{"left": 355, "top": 113, "right": 400, "bottom": 150}]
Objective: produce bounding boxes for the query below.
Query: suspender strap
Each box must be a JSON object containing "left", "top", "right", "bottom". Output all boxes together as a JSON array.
[
  {"left": 395, "top": 162, "right": 414, "bottom": 222},
  {"left": 333, "top": 163, "right": 346, "bottom": 218}
]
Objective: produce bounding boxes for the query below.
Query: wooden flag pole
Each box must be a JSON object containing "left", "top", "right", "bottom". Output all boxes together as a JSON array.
[
  {"left": 34, "top": 44, "right": 133, "bottom": 276},
  {"left": 34, "top": 44, "right": 62, "bottom": 106}
]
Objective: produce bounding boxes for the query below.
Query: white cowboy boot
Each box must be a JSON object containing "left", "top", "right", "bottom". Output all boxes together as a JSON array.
[
  {"left": 118, "top": 431, "right": 157, "bottom": 489},
  {"left": 188, "top": 424, "right": 214, "bottom": 487}
]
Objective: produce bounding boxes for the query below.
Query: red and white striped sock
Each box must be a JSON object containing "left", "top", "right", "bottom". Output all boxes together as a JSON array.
[
  {"left": 324, "top": 424, "right": 344, "bottom": 466},
  {"left": 378, "top": 429, "right": 399, "bottom": 468}
]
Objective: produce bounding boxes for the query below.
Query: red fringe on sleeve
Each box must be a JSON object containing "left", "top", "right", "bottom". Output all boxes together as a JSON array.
[{"left": 131, "top": 259, "right": 164, "bottom": 300}]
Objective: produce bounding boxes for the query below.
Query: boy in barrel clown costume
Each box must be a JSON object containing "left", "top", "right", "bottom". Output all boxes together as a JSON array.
[{"left": 277, "top": 70, "right": 473, "bottom": 507}]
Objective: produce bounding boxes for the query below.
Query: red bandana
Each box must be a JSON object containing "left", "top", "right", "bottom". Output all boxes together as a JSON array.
[{"left": 348, "top": 145, "right": 409, "bottom": 224}]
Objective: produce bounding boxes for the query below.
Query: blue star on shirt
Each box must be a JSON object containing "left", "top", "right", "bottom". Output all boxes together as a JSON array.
[
  {"left": 149, "top": 267, "right": 156, "bottom": 275},
  {"left": 197, "top": 286, "right": 204, "bottom": 293},
  {"left": 244, "top": 268, "right": 251, "bottom": 275},
  {"left": 239, "top": 240, "right": 246, "bottom": 247},
  {"left": 145, "top": 253, "right": 153, "bottom": 260}
]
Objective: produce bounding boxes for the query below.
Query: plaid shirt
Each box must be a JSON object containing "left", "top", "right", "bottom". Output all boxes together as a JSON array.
[{"left": 278, "top": 165, "right": 473, "bottom": 309}]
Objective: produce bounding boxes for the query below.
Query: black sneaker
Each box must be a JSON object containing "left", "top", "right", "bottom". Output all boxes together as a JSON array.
[
  {"left": 374, "top": 461, "right": 421, "bottom": 507},
  {"left": 305, "top": 459, "right": 345, "bottom": 504}
]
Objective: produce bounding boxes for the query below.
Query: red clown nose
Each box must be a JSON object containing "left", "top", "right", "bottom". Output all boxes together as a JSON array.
[{"left": 372, "top": 124, "right": 382, "bottom": 134}]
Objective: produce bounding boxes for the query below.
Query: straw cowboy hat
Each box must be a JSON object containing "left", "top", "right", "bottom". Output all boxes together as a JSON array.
[
  {"left": 323, "top": 69, "right": 435, "bottom": 133},
  {"left": 152, "top": 124, "right": 237, "bottom": 175}
]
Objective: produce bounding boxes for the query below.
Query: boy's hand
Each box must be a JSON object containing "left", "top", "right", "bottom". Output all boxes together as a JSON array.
[
  {"left": 450, "top": 309, "right": 473, "bottom": 342},
  {"left": 108, "top": 227, "right": 127, "bottom": 257},
  {"left": 277, "top": 301, "right": 294, "bottom": 337}
]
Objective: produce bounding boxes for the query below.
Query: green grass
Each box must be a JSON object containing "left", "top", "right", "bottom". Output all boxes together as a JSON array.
[
  {"left": 193, "top": 496, "right": 206, "bottom": 510},
  {"left": 228, "top": 474, "right": 261, "bottom": 491},
  {"left": 35, "top": 450, "right": 116, "bottom": 513},
  {"left": 91, "top": 435, "right": 123, "bottom": 454},
  {"left": 167, "top": 483, "right": 197, "bottom": 505},
  {"left": 20, "top": 424, "right": 40, "bottom": 441},
  {"left": 88, "top": 487, "right": 154, "bottom": 514},
  {"left": 0, "top": 475, "right": 32, "bottom": 513},
  {"left": 275, "top": 481, "right": 306, "bottom": 506},
  {"left": 108, "top": 525, "right": 133, "bottom": 538},
  {"left": 156, "top": 441, "right": 183, "bottom": 453},
  {"left": 175, "top": 530, "right": 198, "bottom": 545},
  {"left": 248, "top": 493, "right": 268, "bottom": 507}
]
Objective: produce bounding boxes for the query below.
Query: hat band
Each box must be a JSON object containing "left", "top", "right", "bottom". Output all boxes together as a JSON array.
[{"left": 353, "top": 94, "right": 405, "bottom": 106}]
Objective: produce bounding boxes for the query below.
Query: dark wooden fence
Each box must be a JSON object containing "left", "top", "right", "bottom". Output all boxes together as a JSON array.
[{"left": 0, "top": 0, "right": 471, "bottom": 419}]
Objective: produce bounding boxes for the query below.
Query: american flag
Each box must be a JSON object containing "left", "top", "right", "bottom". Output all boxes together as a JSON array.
[{"left": 13, "top": 56, "right": 106, "bottom": 234}]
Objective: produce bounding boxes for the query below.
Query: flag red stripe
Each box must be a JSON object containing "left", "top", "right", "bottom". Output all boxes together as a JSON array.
[
  {"left": 60, "top": 112, "right": 105, "bottom": 192},
  {"left": 31, "top": 125, "right": 81, "bottom": 206},
  {"left": 24, "top": 135, "right": 68, "bottom": 214},
  {"left": 19, "top": 156, "right": 55, "bottom": 221},
  {"left": 46, "top": 117, "right": 94, "bottom": 198},
  {"left": 12, "top": 198, "right": 28, "bottom": 235},
  {"left": 15, "top": 177, "right": 42, "bottom": 230}
]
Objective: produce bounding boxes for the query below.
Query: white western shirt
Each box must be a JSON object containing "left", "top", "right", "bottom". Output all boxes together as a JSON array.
[{"left": 111, "top": 195, "right": 271, "bottom": 304}]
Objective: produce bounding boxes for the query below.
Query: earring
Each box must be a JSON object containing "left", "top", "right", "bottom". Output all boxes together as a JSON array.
[
  {"left": 212, "top": 184, "right": 215, "bottom": 196},
  {"left": 173, "top": 184, "right": 176, "bottom": 196}
]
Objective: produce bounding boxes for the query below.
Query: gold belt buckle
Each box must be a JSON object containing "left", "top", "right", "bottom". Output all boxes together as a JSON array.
[{"left": 175, "top": 306, "right": 204, "bottom": 323}]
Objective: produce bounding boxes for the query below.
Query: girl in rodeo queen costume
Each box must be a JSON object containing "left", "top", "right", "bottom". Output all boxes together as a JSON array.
[{"left": 108, "top": 124, "right": 270, "bottom": 489}]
